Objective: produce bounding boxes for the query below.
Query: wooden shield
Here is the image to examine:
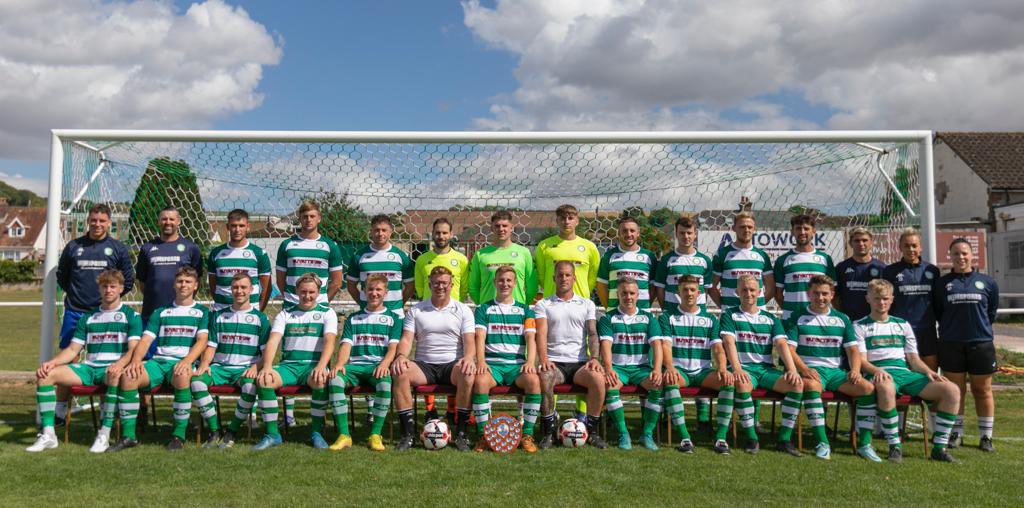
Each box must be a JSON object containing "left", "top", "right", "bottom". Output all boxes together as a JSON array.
[{"left": 483, "top": 414, "right": 522, "bottom": 453}]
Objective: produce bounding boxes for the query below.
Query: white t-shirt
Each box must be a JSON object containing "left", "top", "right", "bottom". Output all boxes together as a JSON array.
[
  {"left": 404, "top": 299, "right": 475, "bottom": 364},
  {"left": 535, "top": 294, "right": 597, "bottom": 363}
]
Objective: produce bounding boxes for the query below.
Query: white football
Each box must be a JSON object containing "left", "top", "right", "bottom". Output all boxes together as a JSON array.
[
  {"left": 421, "top": 419, "right": 451, "bottom": 450},
  {"left": 559, "top": 418, "right": 588, "bottom": 448}
]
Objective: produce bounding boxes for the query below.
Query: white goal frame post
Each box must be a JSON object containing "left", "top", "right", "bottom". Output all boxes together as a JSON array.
[{"left": 40, "top": 129, "right": 936, "bottom": 361}]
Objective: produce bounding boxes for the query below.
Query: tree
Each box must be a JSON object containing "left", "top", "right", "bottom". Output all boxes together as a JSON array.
[
  {"left": 303, "top": 191, "right": 370, "bottom": 260},
  {"left": 648, "top": 207, "right": 679, "bottom": 228},
  {"left": 127, "top": 157, "right": 210, "bottom": 253}
]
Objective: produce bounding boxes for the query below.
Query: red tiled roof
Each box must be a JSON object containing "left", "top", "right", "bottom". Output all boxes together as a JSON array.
[
  {"left": 937, "top": 132, "right": 1024, "bottom": 189},
  {"left": 0, "top": 206, "right": 46, "bottom": 248}
]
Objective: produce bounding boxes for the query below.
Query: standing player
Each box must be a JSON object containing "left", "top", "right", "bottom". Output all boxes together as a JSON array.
[
  {"left": 468, "top": 210, "right": 537, "bottom": 305},
  {"left": 186, "top": 273, "right": 271, "bottom": 449},
  {"left": 415, "top": 217, "right": 469, "bottom": 302},
  {"left": 660, "top": 276, "right": 738, "bottom": 454},
  {"left": 774, "top": 214, "right": 836, "bottom": 321},
  {"left": 347, "top": 214, "right": 414, "bottom": 316},
  {"left": 709, "top": 211, "right": 775, "bottom": 310},
  {"left": 834, "top": 227, "right": 885, "bottom": 322},
  {"left": 883, "top": 229, "right": 940, "bottom": 371},
  {"left": 535, "top": 261, "right": 608, "bottom": 449},
  {"left": 600, "top": 277, "right": 667, "bottom": 451},
  {"left": 719, "top": 274, "right": 805, "bottom": 456},
  {"left": 108, "top": 266, "right": 210, "bottom": 451},
  {"left": 855, "top": 279, "right": 961, "bottom": 462},
  {"left": 391, "top": 266, "right": 477, "bottom": 451},
  {"left": 327, "top": 274, "right": 401, "bottom": 452},
  {"left": 934, "top": 238, "right": 999, "bottom": 453},
  {"left": 596, "top": 216, "right": 657, "bottom": 311},
  {"left": 136, "top": 205, "right": 203, "bottom": 350},
  {"left": 253, "top": 273, "right": 338, "bottom": 450},
  {"left": 471, "top": 266, "right": 542, "bottom": 453},
  {"left": 652, "top": 215, "right": 713, "bottom": 314},
  {"left": 534, "top": 204, "right": 601, "bottom": 300},
  {"left": 208, "top": 208, "right": 272, "bottom": 312},
  {"left": 785, "top": 275, "right": 873, "bottom": 460},
  {"left": 27, "top": 269, "right": 141, "bottom": 453},
  {"left": 54, "top": 203, "right": 134, "bottom": 424},
  {"left": 276, "top": 200, "right": 345, "bottom": 424}
]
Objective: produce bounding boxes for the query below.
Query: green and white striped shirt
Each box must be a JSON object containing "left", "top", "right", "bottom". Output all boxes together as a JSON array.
[
  {"left": 209, "top": 307, "right": 270, "bottom": 368},
  {"left": 275, "top": 234, "right": 345, "bottom": 309},
  {"left": 272, "top": 303, "right": 338, "bottom": 364},
  {"left": 718, "top": 306, "right": 787, "bottom": 367},
  {"left": 785, "top": 306, "right": 857, "bottom": 369},
  {"left": 774, "top": 248, "right": 836, "bottom": 320},
  {"left": 144, "top": 303, "right": 210, "bottom": 362},
  {"left": 341, "top": 309, "right": 401, "bottom": 365},
  {"left": 660, "top": 309, "right": 720, "bottom": 373},
  {"left": 712, "top": 244, "right": 773, "bottom": 309},
  {"left": 72, "top": 304, "right": 142, "bottom": 367},
  {"left": 652, "top": 250, "right": 714, "bottom": 313},
  {"left": 476, "top": 300, "right": 536, "bottom": 365},
  {"left": 347, "top": 244, "right": 413, "bottom": 315},
  {"left": 598, "top": 308, "right": 664, "bottom": 366},
  {"left": 854, "top": 315, "right": 918, "bottom": 370},
  {"left": 597, "top": 245, "right": 657, "bottom": 310},
  {"left": 207, "top": 241, "right": 272, "bottom": 310}
]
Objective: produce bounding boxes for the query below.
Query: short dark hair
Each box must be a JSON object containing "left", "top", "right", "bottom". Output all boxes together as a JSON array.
[
  {"left": 674, "top": 216, "right": 695, "bottom": 230},
  {"left": 790, "top": 214, "right": 816, "bottom": 228},
  {"left": 159, "top": 205, "right": 179, "bottom": 215},
  {"left": 808, "top": 274, "right": 835, "bottom": 289},
  {"left": 949, "top": 237, "right": 972, "bottom": 251},
  {"left": 555, "top": 204, "right": 578, "bottom": 218},
  {"left": 227, "top": 208, "right": 249, "bottom": 222},
  {"left": 617, "top": 216, "right": 640, "bottom": 228},
  {"left": 370, "top": 214, "right": 393, "bottom": 228},
  {"left": 491, "top": 210, "right": 513, "bottom": 223},
  {"left": 432, "top": 217, "right": 452, "bottom": 231},
  {"left": 87, "top": 203, "right": 111, "bottom": 218}
]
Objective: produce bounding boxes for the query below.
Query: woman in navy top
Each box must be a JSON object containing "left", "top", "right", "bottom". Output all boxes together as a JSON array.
[{"left": 933, "top": 238, "right": 998, "bottom": 453}]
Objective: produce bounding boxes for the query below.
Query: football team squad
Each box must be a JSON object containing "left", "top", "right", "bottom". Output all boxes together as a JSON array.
[{"left": 28, "top": 202, "right": 1000, "bottom": 464}]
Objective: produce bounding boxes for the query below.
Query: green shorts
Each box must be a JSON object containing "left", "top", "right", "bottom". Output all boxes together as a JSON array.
[
  {"left": 870, "top": 367, "right": 931, "bottom": 397},
  {"left": 275, "top": 362, "right": 324, "bottom": 386},
  {"left": 143, "top": 358, "right": 180, "bottom": 389},
  {"left": 738, "top": 363, "right": 783, "bottom": 390},
  {"left": 680, "top": 368, "right": 714, "bottom": 387},
  {"left": 812, "top": 366, "right": 849, "bottom": 392},
  {"left": 613, "top": 364, "right": 653, "bottom": 386},
  {"left": 68, "top": 363, "right": 109, "bottom": 386},
  {"left": 193, "top": 364, "right": 250, "bottom": 387},
  {"left": 487, "top": 363, "right": 524, "bottom": 386},
  {"left": 338, "top": 363, "right": 391, "bottom": 388}
]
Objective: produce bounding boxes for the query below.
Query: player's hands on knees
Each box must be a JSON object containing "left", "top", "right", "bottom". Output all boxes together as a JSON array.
[
  {"left": 873, "top": 369, "right": 891, "bottom": 383},
  {"left": 242, "top": 365, "right": 258, "bottom": 379},
  {"left": 194, "top": 364, "right": 211, "bottom": 377},
  {"left": 173, "top": 360, "right": 193, "bottom": 377},
  {"left": 649, "top": 369, "right": 663, "bottom": 388},
  {"left": 36, "top": 361, "right": 56, "bottom": 380},
  {"left": 311, "top": 367, "right": 329, "bottom": 385},
  {"left": 585, "top": 358, "right": 603, "bottom": 374},
  {"left": 456, "top": 357, "right": 475, "bottom": 376},
  {"left": 257, "top": 369, "right": 275, "bottom": 386},
  {"left": 538, "top": 360, "right": 555, "bottom": 372},
  {"left": 928, "top": 372, "right": 947, "bottom": 383},
  {"left": 391, "top": 357, "right": 409, "bottom": 376},
  {"left": 800, "top": 367, "right": 818, "bottom": 381},
  {"left": 717, "top": 368, "right": 734, "bottom": 385},
  {"left": 520, "top": 364, "right": 536, "bottom": 375},
  {"left": 107, "top": 362, "right": 126, "bottom": 378},
  {"left": 847, "top": 369, "right": 863, "bottom": 385},
  {"left": 373, "top": 363, "right": 389, "bottom": 379},
  {"left": 783, "top": 369, "right": 802, "bottom": 386},
  {"left": 605, "top": 368, "right": 620, "bottom": 387},
  {"left": 330, "top": 365, "right": 344, "bottom": 379},
  {"left": 663, "top": 367, "right": 681, "bottom": 385},
  {"left": 734, "top": 368, "right": 751, "bottom": 385},
  {"left": 126, "top": 361, "right": 145, "bottom": 379}
]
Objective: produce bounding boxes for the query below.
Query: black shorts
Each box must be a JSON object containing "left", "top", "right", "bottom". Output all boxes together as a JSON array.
[
  {"left": 915, "top": 326, "right": 939, "bottom": 357},
  {"left": 554, "top": 362, "right": 586, "bottom": 383},
  {"left": 938, "top": 341, "right": 997, "bottom": 375},
  {"left": 415, "top": 361, "right": 456, "bottom": 385}
]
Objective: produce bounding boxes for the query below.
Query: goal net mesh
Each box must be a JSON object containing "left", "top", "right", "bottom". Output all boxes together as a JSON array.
[{"left": 58, "top": 138, "right": 921, "bottom": 303}]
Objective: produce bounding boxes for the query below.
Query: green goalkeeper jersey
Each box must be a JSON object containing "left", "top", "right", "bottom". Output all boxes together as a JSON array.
[{"left": 468, "top": 243, "right": 536, "bottom": 305}]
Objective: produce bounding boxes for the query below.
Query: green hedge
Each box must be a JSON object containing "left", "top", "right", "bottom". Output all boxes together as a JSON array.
[{"left": 0, "top": 259, "right": 37, "bottom": 283}]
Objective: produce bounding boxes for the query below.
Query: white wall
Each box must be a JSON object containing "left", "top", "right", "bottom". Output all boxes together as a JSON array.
[
  {"left": 995, "top": 202, "right": 1024, "bottom": 232},
  {"left": 934, "top": 141, "right": 990, "bottom": 224}
]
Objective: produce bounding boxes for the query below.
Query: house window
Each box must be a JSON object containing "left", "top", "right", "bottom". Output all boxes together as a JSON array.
[
  {"left": 1, "top": 250, "right": 18, "bottom": 260},
  {"left": 8, "top": 225, "right": 24, "bottom": 238},
  {"left": 1010, "top": 241, "right": 1024, "bottom": 271}
]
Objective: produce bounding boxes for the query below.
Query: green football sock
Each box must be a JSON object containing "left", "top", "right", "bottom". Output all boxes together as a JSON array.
[
  {"left": 855, "top": 395, "right": 876, "bottom": 448},
  {"left": 119, "top": 388, "right": 140, "bottom": 440},
  {"left": 172, "top": 387, "right": 192, "bottom": 439},
  {"left": 472, "top": 393, "right": 490, "bottom": 435},
  {"left": 191, "top": 378, "right": 218, "bottom": 432},
  {"left": 714, "top": 386, "right": 735, "bottom": 441},
  {"left": 879, "top": 407, "right": 901, "bottom": 447},
  {"left": 310, "top": 387, "right": 327, "bottom": 434},
  {"left": 804, "top": 391, "right": 828, "bottom": 446},
  {"left": 227, "top": 379, "right": 257, "bottom": 433},
  {"left": 100, "top": 384, "right": 119, "bottom": 429},
  {"left": 328, "top": 376, "right": 349, "bottom": 436},
  {"left": 258, "top": 387, "right": 280, "bottom": 436},
  {"left": 664, "top": 385, "right": 689, "bottom": 440},
  {"left": 777, "top": 391, "right": 802, "bottom": 442},
  {"left": 605, "top": 389, "right": 628, "bottom": 436},
  {"left": 370, "top": 376, "right": 392, "bottom": 436},
  {"left": 36, "top": 385, "right": 56, "bottom": 429},
  {"left": 522, "top": 393, "right": 542, "bottom": 436},
  {"left": 735, "top": 391, "right": 758, "bottom": 441},
  {"left": 696, "top": 398, "right": 711, "bottom": 423},
  {"left": 641, "top": 389, "right": 663, "bottom": 437}
]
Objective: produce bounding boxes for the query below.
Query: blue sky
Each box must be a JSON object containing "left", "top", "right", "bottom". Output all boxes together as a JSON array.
[{"left": 2, "top": 1, "right": 1023, "bottom": 196}]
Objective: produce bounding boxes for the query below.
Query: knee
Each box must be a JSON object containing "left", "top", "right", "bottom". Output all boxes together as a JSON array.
[
  {"left": 969, "top": 383, "right": 991, "bottom": 398},
  {"left": 875, "top": 381, "right": 892, "bottom": 397},
  {"left": 804, "top": 380, "right": 821, "bottom": 392}
]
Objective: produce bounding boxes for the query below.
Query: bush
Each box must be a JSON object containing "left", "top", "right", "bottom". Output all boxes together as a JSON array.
[{"left": 0, "top": 259, "right": 37, "bottom": 283}]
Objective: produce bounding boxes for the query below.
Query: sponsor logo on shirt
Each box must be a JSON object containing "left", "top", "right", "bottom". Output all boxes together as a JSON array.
[
  {"left": 151, "top": 256, "right": 182, "bottom": 265},
  {"left": 77, "top": 260, "right": 108, "bottom": 269},
  {"left": 947, "top": 293, "right": 982, "bottom": 303}
]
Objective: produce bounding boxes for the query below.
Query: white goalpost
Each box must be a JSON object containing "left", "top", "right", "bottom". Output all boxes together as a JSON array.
[{"left": 40, "top": 129, "right": 937, "bottom": 362}]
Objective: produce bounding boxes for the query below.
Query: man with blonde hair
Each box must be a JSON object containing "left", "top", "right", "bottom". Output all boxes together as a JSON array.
[{"left": 835, "top": 227, "right": 885, "bottom": 322}]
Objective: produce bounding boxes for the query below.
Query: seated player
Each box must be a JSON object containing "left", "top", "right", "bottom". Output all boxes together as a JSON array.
[
  {"left": 785, "top": 274, "right": 874, "bottom": 460},
  {"left": 535, "top": 261, "right": 608, "bottom": 449},
  {"left": 327, "top": 274, "right": 400, "bottom": 452},
  {"left": 254, "top": 273, "right": 338, "bottom": 450},
  {"left": 720, "top": 274, "right": 805, "bottom": 456},
  {"left": 181, "top": 273, "right": 271, "bottom": 449},
  {"left": 471, "top": 266, "right": 542, "bottom": 453},
  {"left": 109, "top": 266, "right": 210, "bottom": 451},
  {"left": 28, "top": 269, "right": 141, "bottom": 453},
  {"left": 392, "top": 266, "right": 476, "bottom": 451},
  {"left": 854, "top": 279, "right": 961, "bottom": 463},
  {"left": 600, "top": 277, "right": 669, "bottom": 451},
  {"left": 660, "top": 276, "right": 736, "bottom": 454}
]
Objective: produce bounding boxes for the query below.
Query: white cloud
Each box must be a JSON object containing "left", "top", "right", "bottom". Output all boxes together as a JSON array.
[
  {"left": 0, "top": 0, "right": 282, "bottom": 160},
  {"left": 0, "top": 170, "right": 48, "bottom": 196},
  {"left": 462, "top": 0, "right": 1024, "bottom": 131}
]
